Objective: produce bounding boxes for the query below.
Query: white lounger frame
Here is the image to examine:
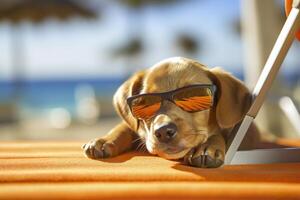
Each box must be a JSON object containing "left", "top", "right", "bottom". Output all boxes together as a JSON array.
[{"left": 225, "top": 0, "right": 300, "bottom": 165}]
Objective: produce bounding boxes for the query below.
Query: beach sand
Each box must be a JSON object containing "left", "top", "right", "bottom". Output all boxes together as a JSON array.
[{"left": 0, "top": 117, "right": 120, "bottom": 141}]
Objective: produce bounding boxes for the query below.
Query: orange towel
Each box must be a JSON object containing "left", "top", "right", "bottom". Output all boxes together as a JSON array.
[{"left": 1, "top": 140, "right": 300, "bottom": 200}]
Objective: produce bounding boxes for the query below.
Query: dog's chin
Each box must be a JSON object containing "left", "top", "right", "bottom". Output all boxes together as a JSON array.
[
  {"left": 157, "top": 148, "right": 191, "bottom": 160},
  {"left": 146, "top": 140, "right": 191, "bottom": 160}
]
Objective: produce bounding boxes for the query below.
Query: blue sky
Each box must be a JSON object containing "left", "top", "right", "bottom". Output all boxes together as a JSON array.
[{"left": 0, "top": 0, "right": 299, "bottom": 80}]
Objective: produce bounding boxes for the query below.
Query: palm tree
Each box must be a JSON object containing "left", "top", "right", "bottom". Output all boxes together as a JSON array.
[{"left": 113, "top": 0, "right": 183, "bottom": 74}]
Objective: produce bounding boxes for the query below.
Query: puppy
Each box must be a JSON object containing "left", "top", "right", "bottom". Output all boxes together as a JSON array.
[{"left": 83, "top": 57, "right": 260, "bottom": 168}]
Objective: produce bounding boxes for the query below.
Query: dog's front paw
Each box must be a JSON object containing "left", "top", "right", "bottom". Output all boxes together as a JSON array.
[
  {"left": 183, "top": 143, "right": 224, "bottom": 168},
  {"left": 82, "top": 138, "right": 118, "bottom": 159}
]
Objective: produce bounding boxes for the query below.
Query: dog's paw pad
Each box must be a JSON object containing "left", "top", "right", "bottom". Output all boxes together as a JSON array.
[
  {"left": 184, "top": 145, "right": 224, "bottom": 168},
  {"left": 82, "top": 139, "right": 117, "bottom": 159}
]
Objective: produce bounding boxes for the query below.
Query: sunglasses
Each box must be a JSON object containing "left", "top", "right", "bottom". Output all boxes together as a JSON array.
[{"left": 127, "top": 84, "right": 216, "bottom": 120}]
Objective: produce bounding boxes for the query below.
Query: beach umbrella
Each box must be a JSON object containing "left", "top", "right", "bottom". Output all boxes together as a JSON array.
[
  {"left": 0, "top": 0, "right": 98, "bottom": 104},
  {"left": 119, "top": 0, "right": 181, "bottom": 8},
  {"left": 0, "top": 0, "right": 97, "bottom": 23},
  {"left": 117, "top": 0, "right": 183, "bottom": 36}
]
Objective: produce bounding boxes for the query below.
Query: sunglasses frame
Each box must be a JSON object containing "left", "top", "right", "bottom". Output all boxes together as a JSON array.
[{"left": 127, "top": 84, "right": 217, "bottom": 119}]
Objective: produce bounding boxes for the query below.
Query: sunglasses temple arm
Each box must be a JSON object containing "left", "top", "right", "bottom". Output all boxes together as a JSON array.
[{"left": 225, "top": 4, "right": 300, "bottom": 165}]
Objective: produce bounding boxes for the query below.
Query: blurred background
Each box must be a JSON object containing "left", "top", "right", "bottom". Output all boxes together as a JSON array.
[{"left": 0, "top": 0, "right": 299, "bottom": 141}]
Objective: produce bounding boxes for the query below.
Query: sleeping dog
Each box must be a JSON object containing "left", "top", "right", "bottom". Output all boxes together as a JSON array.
[{"left": 83, "top": 57, "right": 260, "bottom": 168}]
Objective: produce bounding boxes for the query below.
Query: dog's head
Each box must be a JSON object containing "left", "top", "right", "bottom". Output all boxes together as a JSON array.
[{"left": 114, "top": 57, "right": 251, "bottom": 159}]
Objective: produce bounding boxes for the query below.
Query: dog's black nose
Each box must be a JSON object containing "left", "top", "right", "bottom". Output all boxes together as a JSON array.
[{"left": 154, "top": 123, "right": 177, "bottom": 143}]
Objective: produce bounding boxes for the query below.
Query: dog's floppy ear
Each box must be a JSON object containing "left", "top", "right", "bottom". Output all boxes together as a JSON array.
[
  {"left": 209, "top": 67, "right": 252, "bottom": 129},
  {"left": 113, "top": 70, "right": 145, "bottom": 131}
]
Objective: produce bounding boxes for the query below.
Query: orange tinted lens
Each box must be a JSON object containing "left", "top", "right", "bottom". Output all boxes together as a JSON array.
[
  {"left": 131, "top": 95, "right": 161, "bottom": 119},
  {"left": 173, "top": 87, "right": 213, "bottom": 112}
]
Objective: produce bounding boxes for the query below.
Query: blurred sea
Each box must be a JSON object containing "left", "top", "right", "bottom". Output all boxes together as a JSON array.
[{"left": 0, "top": 77, "right": 125, "bottom": 116}]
